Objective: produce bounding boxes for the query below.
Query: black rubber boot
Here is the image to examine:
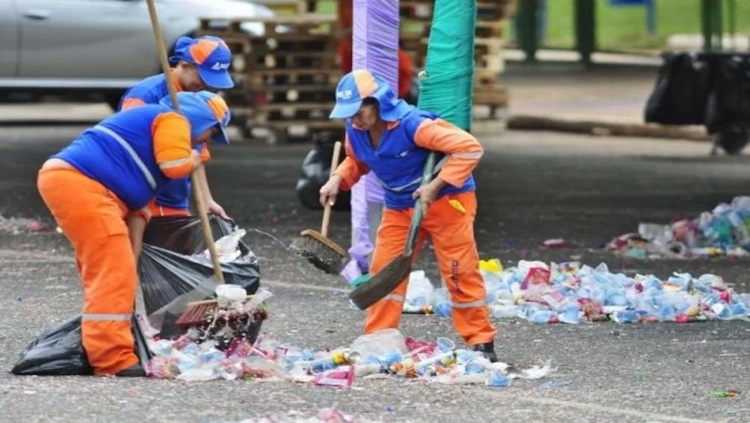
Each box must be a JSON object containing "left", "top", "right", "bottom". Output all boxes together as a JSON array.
[
  {"left": 115, "top": 364, "right": 146, "bottom": 377},
  {"left": 471, "top": 341, "right": 498, "bottom": 363}
]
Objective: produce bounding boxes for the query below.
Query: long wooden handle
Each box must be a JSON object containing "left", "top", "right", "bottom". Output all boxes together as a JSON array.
[
  {"left": 145, "top": 0, "right": 225, "bottom": 284},
  {"left": 321, "top": 141, "right": 342, "bottom": 237}
]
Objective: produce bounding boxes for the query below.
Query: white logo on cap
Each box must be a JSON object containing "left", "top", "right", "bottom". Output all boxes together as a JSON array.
[
  {"left": 211, "top": 62, "right": 230, "bottom": 70},
  {"left": 337, "top": 89, "right": 353, "bottom": 100}
]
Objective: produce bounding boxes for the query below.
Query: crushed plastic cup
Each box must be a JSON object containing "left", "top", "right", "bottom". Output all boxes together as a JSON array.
[
  {"left": 486, "top": 370, "right": 512, "bottom": 388},
  {"left": 436, "top": 337, "right": 455, "bottom": 352}
]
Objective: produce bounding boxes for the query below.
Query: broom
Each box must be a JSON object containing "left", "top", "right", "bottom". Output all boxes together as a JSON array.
[
  {"left": 348, "top": 152, "right": 436, "bottom": 310},
  {"left": 290, "top": 140, "right": 347, "bottom": 274},
  {"left": 144, "top": 0, "right": 226, "bottom": 327}
]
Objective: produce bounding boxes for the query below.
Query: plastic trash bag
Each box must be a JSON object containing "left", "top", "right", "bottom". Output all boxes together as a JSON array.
[
  {"left": 143, "top": 214, "right": 251, "bottom": 257},
  {"left": 295, "top": 131, "right": 351, "bottom": 211},
  {"left": 12, "top": 315, "right": 152, "bottom": 376},
  {"left": 138, "top": 215, "right": 262, "bottom": 337},
  {"left": 704, "top": 54, "right": 750, "bottom": 134},
  {"left": 11, "top": 316, "right": 92, "bottom": 376},
  {"left": 644, "top": 52, "right": 711, "bottom": 125}
]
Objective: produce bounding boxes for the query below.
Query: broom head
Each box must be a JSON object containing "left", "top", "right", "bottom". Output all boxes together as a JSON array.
[
  {"left": 290, "top": 229, "right": 346, "bottom": 275},
  {"left": 349, "top": 254, "right": 412, "bottom": 310}
]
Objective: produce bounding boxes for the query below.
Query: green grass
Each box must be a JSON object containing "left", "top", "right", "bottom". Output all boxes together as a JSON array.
[{"left": 536, "top": 0, "right": 750, "bottom": 51}]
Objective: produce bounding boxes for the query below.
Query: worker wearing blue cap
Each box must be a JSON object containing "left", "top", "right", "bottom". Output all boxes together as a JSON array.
[{"left": 118, "top": 35, "right": 235, "bottom": 220}]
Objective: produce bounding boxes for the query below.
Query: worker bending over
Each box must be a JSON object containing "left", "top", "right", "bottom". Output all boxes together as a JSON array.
[{"left": 37, "top": 91, "right": 232, "bottom": 377}]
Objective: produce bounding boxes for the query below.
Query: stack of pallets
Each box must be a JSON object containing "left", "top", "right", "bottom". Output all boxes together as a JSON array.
[
  {"left": 197, "top": 14, "right": 344, "bottom": 143},
  {"left": 399, "top": 0, "right": 513, "bottom": 115}
]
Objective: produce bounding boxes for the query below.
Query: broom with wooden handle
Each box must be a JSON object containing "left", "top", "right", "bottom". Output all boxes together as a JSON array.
[
  {"left": 290, "top": 140, "right": 347, "bottom": 274},
  {"left": 144, "top": 0, "right": 227, "bottom": 327}
]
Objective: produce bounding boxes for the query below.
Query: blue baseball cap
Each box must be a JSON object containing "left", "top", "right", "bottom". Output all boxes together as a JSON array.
[
  {"left": 329, "top": 69, "right": 413, "bottom": 121},
  {"left": 160, "top": 91, "right": 232, "bottom": 145},
  {"left": 169, "top": 36, "right": 235, "bottom": 90}
]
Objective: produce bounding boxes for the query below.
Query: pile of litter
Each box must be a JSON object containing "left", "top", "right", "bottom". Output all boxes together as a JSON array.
[
  {"left": 606, "top": 196, "right": 750, "bottom": 259},
  {"left": 402, "top": 259, "right": 750, "bottom": 324},
  {"left": 145, "top": 327, "right": 553, "bottom": 385}
]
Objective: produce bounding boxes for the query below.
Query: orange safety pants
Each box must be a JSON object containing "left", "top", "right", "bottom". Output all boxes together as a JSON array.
[
  {"left": 37, "top": 167, "right": 140, "bottom": 376},
  {"left": 365, "top": 191, "right": 497, "bottom": 346},
  {"left": 149, "top": 201, "right": 190, "bottom": 217}
]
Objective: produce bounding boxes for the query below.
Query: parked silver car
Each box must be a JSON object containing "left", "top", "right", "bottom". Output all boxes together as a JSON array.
[{"left": 0, "top": 0, "right": 274, "bottom": 109}]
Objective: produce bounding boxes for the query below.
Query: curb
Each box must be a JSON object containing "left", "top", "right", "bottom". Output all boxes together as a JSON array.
[{"left": 506, "top": 115, "right": 712, "bottom": 142}]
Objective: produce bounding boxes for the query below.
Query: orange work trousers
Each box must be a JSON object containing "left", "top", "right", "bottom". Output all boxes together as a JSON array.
[
  {"left": 365, "top": 191, "right": 497, "bottom": 346},
  {"left": 37, "top": 167, "right": 139, "bottom": 376},
  {"left": 149, "top": 201, "right": 190, "bottom": 217}
]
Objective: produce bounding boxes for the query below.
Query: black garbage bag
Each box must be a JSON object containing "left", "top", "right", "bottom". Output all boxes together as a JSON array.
[
  {"left": 704, "top": 54, "right": 750, "bottom": 134},
  {"left": 645, "top": 52, "right": 712, "bottom": 125},
  {"left": 138, "top": 215, "right": 262, "bottom": 339},
  {"left": 296, "top": 131, "right": 351, "bottom": 211},
  {"left": 143, "top": 214, "right": 250, "bottom": 256},
  {"left": 11, "top": 315, "right": 152, "bottom": 376}
]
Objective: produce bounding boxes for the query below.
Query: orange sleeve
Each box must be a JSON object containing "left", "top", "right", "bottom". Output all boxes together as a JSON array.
[
  {"left": 333, "top": 135, "right": 370, "bottom": 190},
  {"left": 151, "top": 112, "right": 196, "bottom": 179},
  {"left": 200, "top": 144, "right": 211, "bottom": 163},
  {"left": 120, "top": 98, "right": 147, "bottom": 110},
  {"left": 413, "top": 118, "right": 483, "bottom": 187}
]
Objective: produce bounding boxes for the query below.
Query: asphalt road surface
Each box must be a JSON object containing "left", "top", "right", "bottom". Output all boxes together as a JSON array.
[{"left": 0, "top": 124, "right": 748, "bottom": 423}]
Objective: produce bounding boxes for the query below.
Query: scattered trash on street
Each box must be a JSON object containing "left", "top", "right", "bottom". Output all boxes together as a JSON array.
[
  {"left": 0, "top": 215, "right": 49, "bottom": 234},
  {"left": 606, "top": 196, "right": 750, "bottom": 259},
  {"left": 145, "top": 327, "right": 554, "bottom": 385},
  {"left": 403, "top": 258, "right": 750, "bottom": 324}
]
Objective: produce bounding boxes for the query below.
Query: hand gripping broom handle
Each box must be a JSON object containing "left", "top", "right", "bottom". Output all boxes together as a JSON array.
[
  {"left": 321, "top": 141, "right": 342, "bottom": 238},
  {"left": 145, "top": 0, "right": 225, "bottom": 284},
  {"left": 403, "top": 152, "right": 436, "bottom": 257}
]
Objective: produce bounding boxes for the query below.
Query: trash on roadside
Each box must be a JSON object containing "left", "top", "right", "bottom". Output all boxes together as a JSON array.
[
  {"left": 421, "top": 259, "right": 750, "bottom": 325},
  {"left": 606, "top": 196, "right": 750, "bottom": 259},
  {"left": 712, "top": 390, "right": 741, "bottom": 398},
  {"left": 145, "top": 328, "right": 555, "bottom": 387},
  {"left": 0, "top": 215, "right": 50, "bottom": 235}
]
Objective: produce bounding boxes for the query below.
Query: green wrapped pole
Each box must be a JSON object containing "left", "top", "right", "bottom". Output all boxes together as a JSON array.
[{"left": 417, "top": 0, "right": 477, "bottom": 131}]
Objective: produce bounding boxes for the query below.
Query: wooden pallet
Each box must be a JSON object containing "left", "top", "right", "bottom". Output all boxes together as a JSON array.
[
  {"left": 399, "top": 0, "right": 513, "bottom": 21},
  {"left": 198, "top": 13, "right": 337, "bottom": 38},
  {"left": 245, "top": 84, "right": 339, "bottom": 105},
  {"left": 243, "top": 51, "right": 339, "bottom": 72},
  {"left": 472, "top": 84, "right": 508, "bottom": 108},
  {"left": 246, "top": 69, "right": 341, "bottom": 87},
  {"left": 242, "top": 119, "right": 345, "bottom": 144},
  {"left": 234, "top": 102, "right": 337, "bottom": 123}
]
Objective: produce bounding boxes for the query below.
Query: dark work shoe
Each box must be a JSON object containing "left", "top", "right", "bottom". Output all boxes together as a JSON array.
[
  {"left": 471, "top": 341, "right": 498, "bottom": 363},
  {"left": 115, "top": 364, "right": 146, "bottom": 377}
]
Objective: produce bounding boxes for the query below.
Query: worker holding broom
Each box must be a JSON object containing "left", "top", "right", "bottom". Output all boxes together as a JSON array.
[
  {"left": 118, "top": 35, "right": 234, "bottom": 220},
  {"left": 37, "top": 91, "right": 232, "bottom": 377},
  {"left": 319, "top": 69, "right": 499, "bottom": 361}
]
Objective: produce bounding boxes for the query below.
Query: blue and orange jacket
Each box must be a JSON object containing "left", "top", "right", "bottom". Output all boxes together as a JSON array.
[
  {"left": 334, "top": 108, "right": 483, "bottom": 210},
  {"left": 118, "top": 70, "right": 210, "bottom": 210},
  {"left": 52, "top": 105, "right": 198, "bottom": 215}
]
